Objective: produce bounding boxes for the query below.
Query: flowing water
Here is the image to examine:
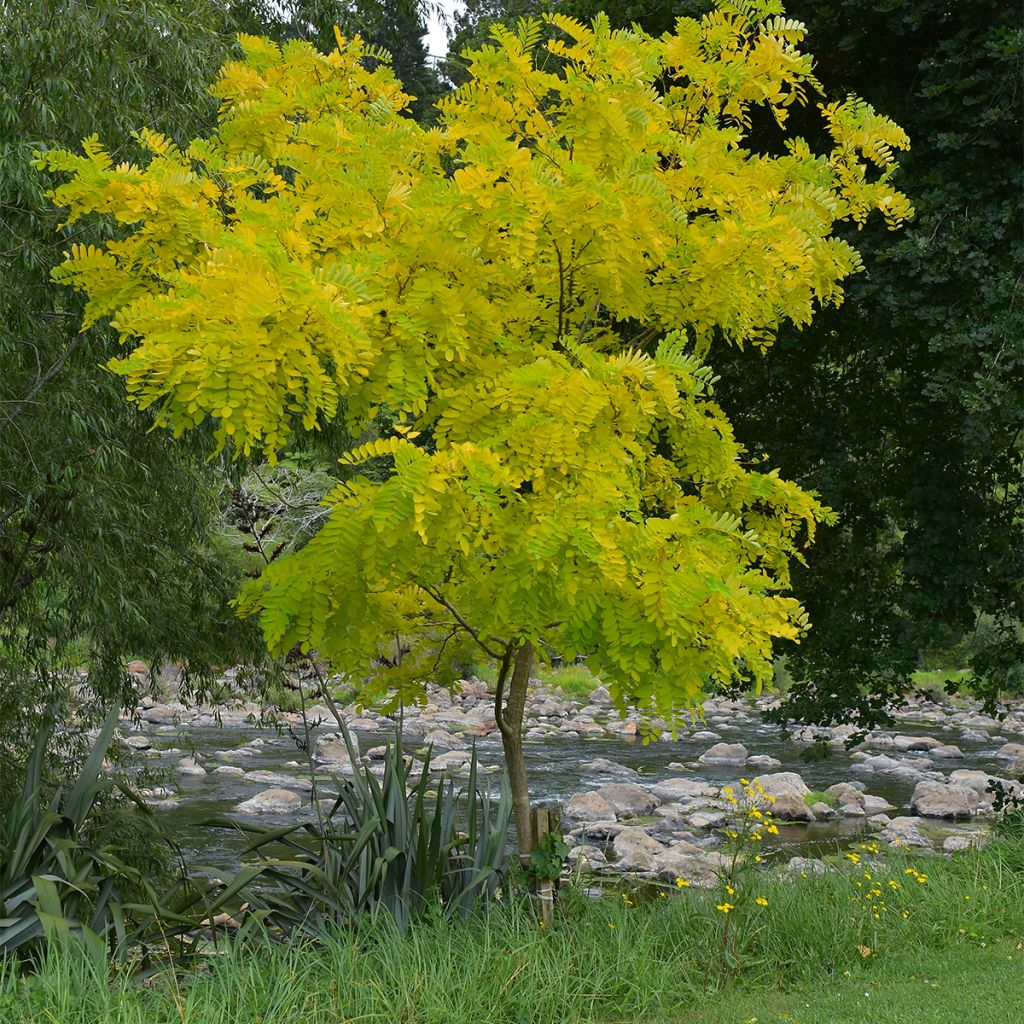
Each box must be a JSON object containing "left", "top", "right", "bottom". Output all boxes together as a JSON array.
[{"left": 137, "top": 708, "right": 1015, "bottom": 874}]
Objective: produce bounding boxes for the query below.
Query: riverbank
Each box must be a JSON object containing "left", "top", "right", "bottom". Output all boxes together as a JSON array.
[
  {"left": 5, "top": 838, "right": 1023, "bottom": 1023},
  {"left": 115, "top": 668, "right": 1024, "bottom": 873}
]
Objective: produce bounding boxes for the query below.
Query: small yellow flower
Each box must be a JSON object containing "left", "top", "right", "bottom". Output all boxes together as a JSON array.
[
  {"left": 755, "top": 897, "right": 768, "bottom": 907},
  {"left": 740, "top": 778, "right": 750, "bottom": 786},
  {"left": 766, "top": 824, "right": 779, "bottom": 835},
  {"left": 675, "top": 877, "right": 690, "bottom": 888},
  {"left": 725, "top": 885, "right": 735, "bottom": 895},
  {"left": 716, "top": 902, "right": 734, "bottom": 914}
]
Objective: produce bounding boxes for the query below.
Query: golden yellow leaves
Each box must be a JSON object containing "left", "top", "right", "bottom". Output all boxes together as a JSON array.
[{"left": 40, "top": 3, "right": 911, "bottom": 719}]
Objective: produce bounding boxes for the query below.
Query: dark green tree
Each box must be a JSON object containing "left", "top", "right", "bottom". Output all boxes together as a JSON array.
[
  {"left": 442, "top": 0, "right": 1023, "bottom": 726},
  {"left": 0, "top": 0, "right": 265, "bottom": 792},
  {"left": 707, "top": 0, "right": 1024, "bottom": 727}
]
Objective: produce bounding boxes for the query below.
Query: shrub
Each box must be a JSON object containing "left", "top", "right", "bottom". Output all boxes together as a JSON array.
[{"left": 214, "top": 723, "right": 512, "bottom": 937}]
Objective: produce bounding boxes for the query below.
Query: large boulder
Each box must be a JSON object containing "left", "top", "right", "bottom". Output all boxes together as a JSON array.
[
  {"left": 612, "top": 827, "right": 665, "bottom": 861},
  {"left": 593, "top": 783, "right": 660, "bottom": 818},
  {"left": 649, "top": 777, "right": 720, "bottom": 802},
  {"left": 893, "top": 735, "right": 943, "bottom": 752},
  {"left": 316, "top": 732, "right": 360, "bottom": 770},
  {"left": 770, "top": 793, "right": 814, "bottom": 822},
  {"left": 698, "top": 742, "right": 747, "bottom": 766},
  {"left": 996, "top": 742, "right": 1024, "bottom": 761},
  {"left": 752, "top": 772, "right": 810, "bottom": 803},
  {"left": 582, "top": 758, "right": 638, "bottom": 778},
  {"left": 652, "top": 842, "right": 729, "bottom": 889},
  {"left": 879, "top": 816, "right": 930, "bottom": 848},
  {"left": 236, "top": 788, "right": 302, "bottom": 815},
  {"left": 910, "top": 780, "right": 977, "bottom": 820},
  {"left": 563, "top": 791, "right": 617, "bottom": 823}
]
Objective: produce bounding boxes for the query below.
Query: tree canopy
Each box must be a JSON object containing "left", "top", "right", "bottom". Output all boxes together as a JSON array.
[{"left": 43, "top": 2, "right": 912, "bottom": 846}]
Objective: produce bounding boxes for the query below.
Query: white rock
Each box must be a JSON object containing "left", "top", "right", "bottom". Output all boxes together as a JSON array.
[
  {"left": 698, "top": 742, "right": 747, "bottom": 766},
  {"left": 236, "top": 788, "right": 302, "bottom": 814}
]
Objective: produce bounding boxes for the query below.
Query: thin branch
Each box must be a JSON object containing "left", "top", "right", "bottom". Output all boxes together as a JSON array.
[{"left": 417, "top": 583, "right": 506, "bottom": 660}]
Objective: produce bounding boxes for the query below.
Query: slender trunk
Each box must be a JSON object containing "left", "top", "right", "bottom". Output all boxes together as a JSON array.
[{"left": 498, "top": 641, "right": 535, "bottom": 857}]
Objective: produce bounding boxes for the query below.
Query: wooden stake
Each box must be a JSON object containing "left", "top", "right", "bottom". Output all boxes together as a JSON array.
[{"left": 531, "top": 805, "right": 554, "bottom": 928}]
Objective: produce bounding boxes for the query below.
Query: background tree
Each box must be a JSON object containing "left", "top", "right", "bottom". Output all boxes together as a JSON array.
[
  {"left": 465, "top": 0, "right": 1024, "bottom": 728},
  {"left": 44, "top": 5, "right": 911, "bottom": 851},
  {"left": 0, "top": 0, "right": 262, "bottom": 797}
]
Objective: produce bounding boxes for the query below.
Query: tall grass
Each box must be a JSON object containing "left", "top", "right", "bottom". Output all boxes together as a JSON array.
[{"left": 3, "top": 840, "right": 1023, "bottom": 1023}]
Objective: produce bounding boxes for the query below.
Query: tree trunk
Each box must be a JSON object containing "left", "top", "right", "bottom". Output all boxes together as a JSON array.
[{"left": 499, "top": 641, "right": 535, "bottom": 857}]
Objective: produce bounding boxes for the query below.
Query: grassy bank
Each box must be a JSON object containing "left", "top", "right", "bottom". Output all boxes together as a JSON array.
[{"left": 4, "top": 839, "right": 1023, "bottom": 1023}]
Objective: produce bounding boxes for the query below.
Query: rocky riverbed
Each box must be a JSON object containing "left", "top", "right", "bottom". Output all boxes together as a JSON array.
[{"left": 115, "top": 673, "right": 1024, "bottom": 879}]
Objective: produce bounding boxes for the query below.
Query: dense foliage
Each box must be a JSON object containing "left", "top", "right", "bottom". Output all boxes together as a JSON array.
[
  {"left": 0, "top": 0, "right": 265, "bottom": 798},
  {"left": 43, "top": 2, "right": 912, "bottom": 846},
  {"left": 450, "top": 0, "right": 1023, "bottom": 727}
]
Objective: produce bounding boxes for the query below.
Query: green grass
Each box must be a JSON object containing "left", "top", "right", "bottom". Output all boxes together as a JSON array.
[
  {"left": 537, "top": 663, "right": 603, "bottom": 700},
  {"left": 4, "top": 840, "right": 1024, "bottom": 1023},
  {"left": 804, "top": 790, "right": 838, "bottom": 807}
]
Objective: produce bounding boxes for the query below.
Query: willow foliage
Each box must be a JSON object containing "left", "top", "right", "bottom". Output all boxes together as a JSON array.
[{"left": 42, "top": 2, "right": 911, "bottom": 724}]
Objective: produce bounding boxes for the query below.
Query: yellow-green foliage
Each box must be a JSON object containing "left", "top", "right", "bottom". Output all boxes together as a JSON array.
[{"left": 40, "top": 4, "right": 912, "bottom": 722}]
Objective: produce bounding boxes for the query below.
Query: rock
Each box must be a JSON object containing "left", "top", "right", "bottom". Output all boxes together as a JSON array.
[
  {"left": 429, "top": 750, "right": 472, "bottom": 772},
  {"left": 567, "top": 844, "right": 607, "bottom": 869},
  {"left": 947, "top": 770, "right": 996, "bottom": 796},
  {"left": 593, "top": 783, "right": 660, "bottom": 818},
  {"left": 746, "top": 755, "right": 783, "bottom": 770},
  {"left": 996, "top": 742, "right": 1024, "bottom": 760},
  {"left": 177, "top": 757, "right": 206, "bottom": 777},
  {"left": 652, "top": 843, "right": 729, "bottom": 888},
  {"left": 893, "top": 735, "right": 944, "bottom": 752},
  {"left": 213, "top": 765, "right": 245, "bottom": 776},
  {"left": 943, "top": 834, "right": 984, "bottom": 854},
  {"left": 752, "top": 772, "right": 811, "bottom": 800},
  {"left": 910, "top": 780, "right": 977, "bottom": 819},
  {"left": 582, "top": 758, "right": 637, "bottom": 778},
  {"left": 959, "top": 728, "right": 988, "bottom": 743},
  {"left": 852, "top": 754, "right": 902, "bottom": 774},
  {"left": 770, "top": 793, "right": 814, "bottom": 822},
  {"left": 423, "top": 729, "right": 466, "bottom": 749},
  {"left": 568, "top": 821, "right": 625, "bottom": 842},
  {"left": 215, "top": 747, "right": 258, "bottom": 760},
  {"left": 930, "top": 744, "right": 965, "bottom": 759},
  {"left": 688, "top": 810, "right": 730, "bottom": 829},
  {"left": 862, "top": 794, "right": 896, "bottom": 815},
  {"left": 649, "top": 778, "right": 720, "bottom": 802},
  {"left": 811, "top": 802, "right": 838, "bottom": 820},
  {"left": 612, "top": 827, "right": 665, "bottom": 861},
  {"left": 691, "top": 730, "right": 721, "bottom": 742},
  {"left": 316, "top": 732, "right": 360, "bottom": 769},
  {"left": 242, "top": 770, "right": 313, "bottom": 792},
  {"left": 615, "top": 850, "right": 657, "bottom": 873},
  {"left": 563, "top": 792, "right": 617, "bottom": 822},
  {"left": 699, "top": 742, "right": 748, "bottom": 766},
  {"left": 787, "top": 856, "right": 827, "bottom": 876},
  {"left": 879, "top": 816, "right": 930, "bottom": 848},
  {"left": 236, "top": 788, "right": 302, "bottom": 815},
  {"left": 826, "top": 783, "right": 864, "bottom": 806},
  {"left": 122, "top": 735, "right": 152, "bottom": 751}
]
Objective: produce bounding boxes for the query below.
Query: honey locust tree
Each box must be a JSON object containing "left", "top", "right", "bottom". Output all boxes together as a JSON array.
[{"left": 41, "top": 3, "right": 911, "bottom": 853}]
